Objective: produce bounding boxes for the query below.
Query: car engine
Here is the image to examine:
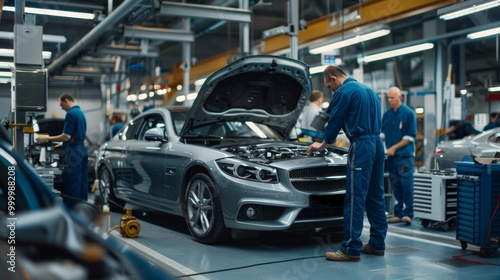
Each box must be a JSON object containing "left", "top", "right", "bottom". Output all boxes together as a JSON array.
[{"left": 220, "top": 143, "right": 338, "bottom": 164}]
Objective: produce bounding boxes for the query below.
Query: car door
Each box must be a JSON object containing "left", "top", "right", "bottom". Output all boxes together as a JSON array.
[
  {"left": 104, "top": 119, "right": 139, "bottom": 196},
  {"left": 123, "top": 113, "right": 168, "bottom": 203}
]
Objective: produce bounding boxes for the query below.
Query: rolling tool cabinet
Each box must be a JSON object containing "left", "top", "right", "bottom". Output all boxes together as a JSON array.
[
  {"left": 455, "top": 159, "right": 500, "bottom": 257},
  {"left": 413, "top": 171, "right": 457, "bottom": 231}
]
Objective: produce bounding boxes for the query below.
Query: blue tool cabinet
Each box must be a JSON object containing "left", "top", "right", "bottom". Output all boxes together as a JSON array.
[{"left": 455, "top": 159, "right": 500, "bottom": 257}]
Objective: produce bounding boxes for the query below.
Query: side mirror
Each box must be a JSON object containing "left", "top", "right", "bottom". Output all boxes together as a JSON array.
[{"left": 144, "top": 127, "right": 167, "bottom": 142}]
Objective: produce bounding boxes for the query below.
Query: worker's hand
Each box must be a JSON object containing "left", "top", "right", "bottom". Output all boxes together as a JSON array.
[
  {"left": 386, "top": 146, "right": 396, "bottom": 157},
  {"left": 307, "top": 141, "right": 327, "bottom": 155},
  {"left": 35, "top": 137, "right": 46, "bottom": 143}
]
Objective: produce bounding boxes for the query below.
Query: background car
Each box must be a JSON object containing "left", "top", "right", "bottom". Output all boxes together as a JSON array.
[
  {"left": 433, "top": 127, "right": 500, "bottom": 170},
  {"left": 0, "top": 126, "right": 174, "bottom": 280},
  {"left": 96, "top": 55, "right": 348, "bottom": 244}
]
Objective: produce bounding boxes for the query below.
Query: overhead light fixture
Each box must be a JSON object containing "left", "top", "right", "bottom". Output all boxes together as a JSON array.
[
  {"left": 0, "top": 71, "right": 12, "bottom": 78},
  {"left": 126, "top": 95, "right": 138, "bottom": 102},
  {"left": 176, "top": 95, "right": 186, "bottom": 103},
  {"left": 2, "top": 6, "right": 96, "bottom": 20},
  {"left": 309, "top": 25, "right": 391, "bottom": 55},
  {"left": 358, "top": 43, "right": 434, "bottom": 63},
  {"left": 0, "top": 31, "right": 66, "bottom": 43},
  {"left": 0, "top": 62, "right": 14, "bottom": 69},
  {"left": 467, "top": 26, "right": 500, "bottom": 39},
  {"left": 488, "top": 86, "right": 500, "bottom": 92},
  {"left": 438, "top": 0, "right": 500, "bottom": 20},
  {"left": 0, "top": 48, "right": 51, "bottom": 59},
  {"left": 194, "top": 78, "right": 206, "bottom": 87},
  {"left": 310, "top": 65, "right": 328, "bottom": 75}
]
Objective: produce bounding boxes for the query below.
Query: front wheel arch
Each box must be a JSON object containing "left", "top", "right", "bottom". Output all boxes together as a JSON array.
[
  {"left": 97, "top": 164, "right": 125, "bottom": 212},
  {"left": 184, "top": 172, "right": 229, "bottom": 244}
]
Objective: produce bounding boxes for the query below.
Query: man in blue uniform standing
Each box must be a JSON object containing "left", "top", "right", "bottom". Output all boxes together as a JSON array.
[
  {"left": 307, "top": 66, "right": 387, "bottom": 261},
  {"left": 37, "top": 93, "right": 88, "bottom": 208},
  {"left": 383, "top": 87, "right": 417, "bottom": 225}
]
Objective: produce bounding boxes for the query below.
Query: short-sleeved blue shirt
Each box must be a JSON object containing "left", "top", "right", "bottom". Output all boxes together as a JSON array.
[
  {"left": 381, "top": 103, "right": 416, "bottom": 157},
  {"left": 323, "top": 77, "right": 382, "bottom": 144},
  {"left": 62, "top": 105, "right": 87, "bottom": 149}
]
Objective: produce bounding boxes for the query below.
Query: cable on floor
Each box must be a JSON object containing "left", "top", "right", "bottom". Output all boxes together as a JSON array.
[{"left": 177, "top": 255, "right": 325, "bottom": 278}]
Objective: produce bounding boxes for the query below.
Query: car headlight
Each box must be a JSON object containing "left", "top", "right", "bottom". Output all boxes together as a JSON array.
[{"left": 216, "top": 158, "right": 278, "bottom": 183}]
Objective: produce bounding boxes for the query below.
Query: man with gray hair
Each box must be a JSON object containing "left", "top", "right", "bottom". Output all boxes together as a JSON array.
[{"left": 382, "top": 87, "right": 416, "bottom": 225}]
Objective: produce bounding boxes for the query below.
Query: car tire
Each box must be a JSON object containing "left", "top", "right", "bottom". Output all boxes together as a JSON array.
[
  {"left": 97, "top": 166, "right": 125, "bottom": 212},
  {"left": 184, "top": 173, "right": 229, "bottom": 244}
]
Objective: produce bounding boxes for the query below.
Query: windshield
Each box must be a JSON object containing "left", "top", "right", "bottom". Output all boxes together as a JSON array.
[{"left": 170, "top": 111, "right": 282, "bottom": 140}]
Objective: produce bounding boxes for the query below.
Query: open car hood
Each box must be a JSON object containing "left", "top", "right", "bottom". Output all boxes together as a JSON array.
[{"left": 180, "top": 55, "right": 312, "bottom": 137}]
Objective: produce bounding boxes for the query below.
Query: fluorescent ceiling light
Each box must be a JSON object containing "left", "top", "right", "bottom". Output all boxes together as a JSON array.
[
  {"left": 0, "top": 62, "right": 14, "bottom": 69},
  {"left": 187, "top": 92, "right": 198, "bottom": 100},
  {"left": 467, "top": 26, "right": 500, "bottom": 39},
  {"left": 2, "top": 6, "right": 95, "bottom": 20},
  {"left": 0, "top": 48, "right": 52, "bottom": 59},
  {"left": 126, "top": 95, "right": 138, "bottom": 102},
  {"left": 194, "top": 78, "right": 206, "bottom": 86},
  {"left": 0, "top": 31, "right": 66, "bottom": 43},
  {"left": 358, "top": 43, "right": 434, "bottom": 63},
  {"left": 176, "top": 95, "right": 186, "bottom": 103},
  {"left": 438, "top": 0, "right": 500, "bottom": 20},
  {"left": 309, "top": 25, "right": 390, "bottom": 54},
  {"left": 310, "top": 65, "right": 328, "bottom": 75},
  {"left": 0, "top": 71, "right": 12, "bottom": 78},
  {"left": 488, "top": 86, "right": 500, "bottom": 92}
]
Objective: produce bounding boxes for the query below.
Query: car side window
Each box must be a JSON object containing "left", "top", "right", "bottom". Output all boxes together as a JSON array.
[
  {"left": 170, "top": 111, "right": 188, "bottom": 135},
  {"left": 138, "top": 114, "right": 165, "bottom": 140},
  {"left": 488, "top": 133, "right": 500, "bottom": 143},
  {"left": 118, "top": 120, "right": 138, "bottom": 141}
]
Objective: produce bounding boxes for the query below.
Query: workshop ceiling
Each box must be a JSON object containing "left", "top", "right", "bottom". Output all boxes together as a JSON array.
[{"left": 1, "top": 0, "right": 499, "bottom": 89}]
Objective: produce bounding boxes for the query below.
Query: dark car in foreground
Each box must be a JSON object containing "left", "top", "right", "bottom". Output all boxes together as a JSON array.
[
  {"left": 96, "top": 55, "right": 348, "bottom": 244},
  {"left": 433, "top": 127, "right": 500, "bottom": 170},
  {"left": 0, "top": 126, "right": 174, "bottom": 279}
]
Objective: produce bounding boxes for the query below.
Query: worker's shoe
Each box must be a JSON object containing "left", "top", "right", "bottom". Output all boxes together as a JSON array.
[
  {"left": 362, "top": 244, "right": 385, "bottom": 256},
  {"left": 402, "top": 216, "right": 412, "bottom": 225},
  {"left": 387, "top": 216, "right": 402, "bottom": 223},
  {"left": 325, "top": 250, "right": 360, "bottom": 262}
]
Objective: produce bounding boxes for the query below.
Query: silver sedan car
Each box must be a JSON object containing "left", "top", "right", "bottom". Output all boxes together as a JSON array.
[
  {"left": 96, "top": 55, "right": 348, "bottom": 244},
  {"left": 433, "top": 127, "right": 500, "bottom": 170}
]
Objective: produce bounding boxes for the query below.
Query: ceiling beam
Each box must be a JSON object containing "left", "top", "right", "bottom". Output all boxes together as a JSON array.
[
  {"left": 47, "top": 0, "right": 145, "bottom": 74},
  {"left": 99, "top": 45, "right": 159, "bottom": 58},
  {"left": 161, "top": 0, "right": 458, "bottom": 104},
  {"left": 123, "top": 26, "right": 194, "bottom": 43},
  {"left": 159, "top": 2, "right": 252, "bottom": 23},
  {"left": 77, "top": 56, "right": 116, "bottom": 68}
]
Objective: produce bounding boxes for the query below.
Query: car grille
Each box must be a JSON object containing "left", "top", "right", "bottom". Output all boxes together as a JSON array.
[{"left": 289, "top": 166, "right": 347, "bottom": 192}]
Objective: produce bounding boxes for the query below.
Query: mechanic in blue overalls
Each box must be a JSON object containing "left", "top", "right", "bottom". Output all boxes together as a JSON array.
[
  {"left": 382, "top": 87, "right": 416, "bottom": 225},
  {"left": 37, "top": 93, "right": 88, "bottom": 208},
  {"left": 307, "top": 65, "right": 387, "bottom": 261}
]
